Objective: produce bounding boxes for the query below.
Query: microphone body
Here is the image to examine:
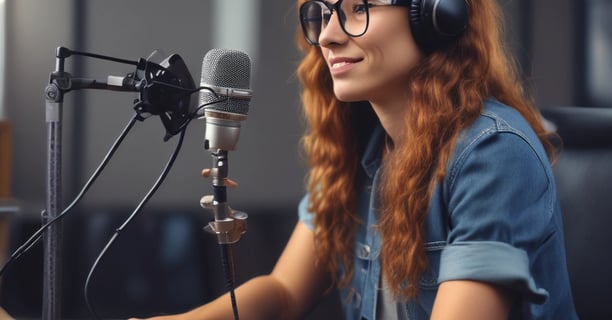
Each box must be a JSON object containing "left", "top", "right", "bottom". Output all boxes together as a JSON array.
[
  {"left": 198, "top": 48, "right": 252, "bottom": 151},
  {"left": 198, "top": 48, "right": 251, "bottom": 244}
]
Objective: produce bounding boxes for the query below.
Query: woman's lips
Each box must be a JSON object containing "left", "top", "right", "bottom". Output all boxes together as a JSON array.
[{"left": 328, "top": 57, "right": 363, "bottom": 75}]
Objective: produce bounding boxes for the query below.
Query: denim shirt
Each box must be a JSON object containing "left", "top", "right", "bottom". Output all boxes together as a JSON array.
[{"left": 298, "top": 99, "right": 578, "bottom": 319}]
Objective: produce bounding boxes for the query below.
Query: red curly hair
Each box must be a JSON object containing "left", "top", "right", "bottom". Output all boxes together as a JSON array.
[{"left": 296, "top": 0, "right": 556, "bottom": 299}]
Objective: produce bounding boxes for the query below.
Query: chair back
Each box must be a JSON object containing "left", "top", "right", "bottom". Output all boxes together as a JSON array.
[{"left": 541, "top": 106, "right": 612, "bottom": 319}]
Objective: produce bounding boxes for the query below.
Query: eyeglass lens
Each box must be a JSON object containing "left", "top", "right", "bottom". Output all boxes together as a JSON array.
[{"left": 300, "top": 0, "right": 369, "bottom": 45}]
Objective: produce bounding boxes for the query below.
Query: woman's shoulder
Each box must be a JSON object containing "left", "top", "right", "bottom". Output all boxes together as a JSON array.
[
  {"left": 470, "top": 98, "right": 536, "bottom": 136},
  {"left": 448, "top": 98, "right": 552, "bottom": 181},
  {"left": 456, "top": 98, "right": 543, "bottom": 152}
]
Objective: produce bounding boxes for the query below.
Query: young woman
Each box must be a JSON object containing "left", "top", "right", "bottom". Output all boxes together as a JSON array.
[{"left": 134, "top": 0, "right": 578, "bottom": 319}]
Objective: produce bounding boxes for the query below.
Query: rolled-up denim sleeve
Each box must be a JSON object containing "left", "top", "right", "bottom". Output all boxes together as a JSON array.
[
  {"left": 298, "top": 194, "right": 315, "bottom": 230},
  {"left": 441, "top": 130, "right": 554, "bottom": 304},
  {"left": 439, "top": 241, "right": 548, "bottom": 303}
]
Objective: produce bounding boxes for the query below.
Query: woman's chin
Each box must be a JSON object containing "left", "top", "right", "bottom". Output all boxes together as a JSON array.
[{"left": 333, "top": 89, "right": 366, "bottom": 103}]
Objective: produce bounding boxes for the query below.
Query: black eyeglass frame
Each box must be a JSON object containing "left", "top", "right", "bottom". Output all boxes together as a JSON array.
[{"left": 299, "top": 0, "right": 412, "bottom": 46}]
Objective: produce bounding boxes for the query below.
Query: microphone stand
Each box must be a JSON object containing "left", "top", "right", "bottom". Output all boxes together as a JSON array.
[
  {"left": 42, "top": 46, "right": 143, "bottom": 320},
  {"left": 39, "top": 45, "right": 194, "bottom": 319},
  {"left": 41, "top": 47, "right": 70, "bottom": 320},
  {"left": 201, "top": 149, "right": 247, "bottom": 320}
]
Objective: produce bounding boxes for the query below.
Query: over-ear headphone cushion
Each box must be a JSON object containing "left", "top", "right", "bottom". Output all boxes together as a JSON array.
[{"left": 409, "top": 0, "right": 469, "bottom": 53}]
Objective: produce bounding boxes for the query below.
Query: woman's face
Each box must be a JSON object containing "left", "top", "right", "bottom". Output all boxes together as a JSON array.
[{"left": 319, "top": 1, "right": 424, "bottom": 104}]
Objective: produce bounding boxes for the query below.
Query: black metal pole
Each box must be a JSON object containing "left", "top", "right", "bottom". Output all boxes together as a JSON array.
[
  {"left": 42, "top": 51, "right": 68, "bottom": 320},
  {"left": 42, "top": 105, "right": 63, "bottom": 320}
]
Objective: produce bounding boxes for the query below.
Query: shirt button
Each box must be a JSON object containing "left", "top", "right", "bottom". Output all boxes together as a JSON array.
[{"left": 360, "top": 244, "right": 371, "bottom": 259}]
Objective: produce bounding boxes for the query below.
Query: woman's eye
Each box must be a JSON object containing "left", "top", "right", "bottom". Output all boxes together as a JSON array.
[{"left": 352, "top": 4, "right": 368, "bottom": 14}]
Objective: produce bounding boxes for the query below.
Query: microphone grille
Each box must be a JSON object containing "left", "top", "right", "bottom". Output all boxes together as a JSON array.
[{"left": 199, "top": 48, "right": 252, "bottom": 115}]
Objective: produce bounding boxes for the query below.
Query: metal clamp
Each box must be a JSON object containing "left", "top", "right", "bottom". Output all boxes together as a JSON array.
[{"left": 200, "top": 195, "right": 248, "bottom": 244}]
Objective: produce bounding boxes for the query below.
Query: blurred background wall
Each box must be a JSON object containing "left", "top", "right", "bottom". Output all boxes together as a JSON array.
[{"left": 0, "top": 0, "right": 609, "bottom": 319}]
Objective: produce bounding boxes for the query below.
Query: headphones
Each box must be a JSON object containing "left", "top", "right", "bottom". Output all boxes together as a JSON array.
[{"left": 408, "top": 0, "right": 469, "bottom": 53}]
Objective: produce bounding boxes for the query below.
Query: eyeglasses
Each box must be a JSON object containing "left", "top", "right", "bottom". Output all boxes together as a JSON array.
[{"left": 299, "top": 0, "right": 410, "bottom": 46}]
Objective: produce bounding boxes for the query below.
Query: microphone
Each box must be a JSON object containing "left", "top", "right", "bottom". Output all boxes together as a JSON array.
[
  {"left": 198, "top": 48, "right": 252, "bottom": 151},
  {"left": 197, "top": 49, "right": 252, "bottom": 319}
]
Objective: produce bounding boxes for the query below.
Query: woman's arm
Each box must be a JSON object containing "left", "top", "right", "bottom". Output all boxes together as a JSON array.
[
  {"left": 132, "top": 221, "right": 330, "bottom": 320},
  {"left": 431, "top": 280, "right": 511, "bottom": 320}
]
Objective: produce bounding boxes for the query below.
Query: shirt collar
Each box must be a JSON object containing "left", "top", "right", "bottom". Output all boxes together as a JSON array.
[{"left": 360, "top": 122, "right": 386, "bottom": 179}]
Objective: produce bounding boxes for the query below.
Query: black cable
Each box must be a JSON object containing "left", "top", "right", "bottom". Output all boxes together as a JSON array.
[
  {"left": 0, "top": 113, "right": 140, "bottom": 278},
  {"left": 84, "top": 125, "right": 187, "bottom": 320},
  {"left": 219, "top": 243, "right": 240, "bottom": 320},
  {"left": 67, "top": 48, "right": 140, "bottom": 66},
  {"left": 168, "top": 88, "right": 226, "bottom": 135}
]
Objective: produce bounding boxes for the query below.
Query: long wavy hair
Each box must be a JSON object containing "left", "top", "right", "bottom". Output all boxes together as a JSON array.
[{"left": 296, "top": 0, "right": 556, "bottom": 299}]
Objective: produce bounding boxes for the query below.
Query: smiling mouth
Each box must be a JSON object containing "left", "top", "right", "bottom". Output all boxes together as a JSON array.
[{"left": 329, "top": 58, "right": 363, "bottom": 73}]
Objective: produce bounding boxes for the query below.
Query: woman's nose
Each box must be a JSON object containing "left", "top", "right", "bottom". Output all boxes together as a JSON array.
[{"left": 319, "top": 11, "right": 348, "bottom": 46}]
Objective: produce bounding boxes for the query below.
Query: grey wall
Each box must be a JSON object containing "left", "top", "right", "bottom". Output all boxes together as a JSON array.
[
  {"left": 6, "top": 0, "right": 75, "bottom": 211},
  {"left": 531, "top": 0, "right": 576, "bottom": 106},
  {"left": 0, "top": 1, "right": 5, "bottom": 121}
]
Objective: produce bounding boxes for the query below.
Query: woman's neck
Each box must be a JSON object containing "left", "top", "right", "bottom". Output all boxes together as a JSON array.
[{"left": 369, "top": 97, "right": 409, "bottom": 146}]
